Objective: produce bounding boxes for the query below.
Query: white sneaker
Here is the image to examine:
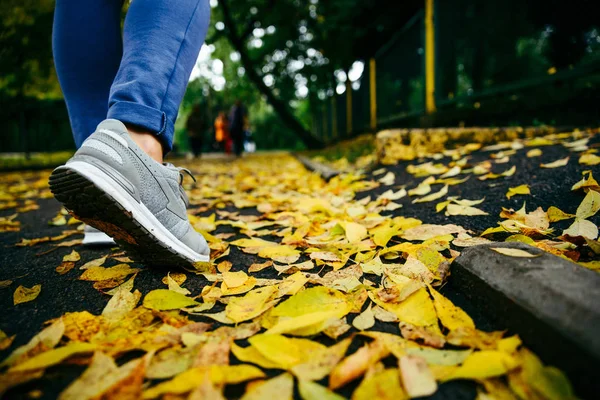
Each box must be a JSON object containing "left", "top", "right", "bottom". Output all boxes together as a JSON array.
[{"left": 82, "top": 225, "right": 115, "bottom": 246}]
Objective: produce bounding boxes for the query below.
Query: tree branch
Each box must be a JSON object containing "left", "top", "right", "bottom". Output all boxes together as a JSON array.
[{"left": 219, "top": 0, "right": 323, "bottom": 149}]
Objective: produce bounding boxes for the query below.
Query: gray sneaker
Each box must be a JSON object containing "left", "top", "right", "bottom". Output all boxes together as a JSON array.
[
  {"left": 49, "top": 119, "right": 210, "bottom": 267},
  {"left": 82, "top": 224, "right": 115, "bottom": 246}
]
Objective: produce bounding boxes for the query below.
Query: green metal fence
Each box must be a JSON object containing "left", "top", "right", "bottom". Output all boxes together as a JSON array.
[
  {"left": 1, "top": 97, "right": 73, "bottom": 153},
  {"left": 311, "top": 0, "right": 600, "bottom": 143}
]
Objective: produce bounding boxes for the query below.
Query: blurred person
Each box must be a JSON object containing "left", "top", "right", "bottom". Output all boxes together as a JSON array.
[
  {"left": 49, "top": 0, "right": 211, "bottom": 267},
  {"left": 214, "top": 111, "right": 229, "bottom": 153},
  {"left": 229, "top": 100, "right": 246, "bottom": 157},
  {"left": 186, "top": 104, "right": 206, "bottom": 158}
]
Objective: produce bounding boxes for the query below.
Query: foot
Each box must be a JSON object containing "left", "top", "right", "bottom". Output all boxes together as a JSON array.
[
  {"left": 49, "top": 119, "right": 210, "bottom": 267},
  {"left": 82, "top": 224, "right": 115, "bottom": 246}
]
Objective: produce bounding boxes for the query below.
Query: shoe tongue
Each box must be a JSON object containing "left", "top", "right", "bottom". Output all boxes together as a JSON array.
[{"left": 97, "top": 119, "right": 128, "bottom": 135}]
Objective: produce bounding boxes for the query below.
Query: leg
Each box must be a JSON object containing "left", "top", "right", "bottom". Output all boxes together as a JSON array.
[
  {"left": 108, "top": 0, "right": 210, "bottom": 157},
  {"left": 52, "top": 0, "right": 123, "bottom": 148},
  {"left": 50, "top": 0, "right": 212, "bottom": 267}
]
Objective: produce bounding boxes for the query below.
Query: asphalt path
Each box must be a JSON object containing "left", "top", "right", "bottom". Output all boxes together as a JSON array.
[{"left": 1, "top": 134, "right": 598, "bottom": 398}]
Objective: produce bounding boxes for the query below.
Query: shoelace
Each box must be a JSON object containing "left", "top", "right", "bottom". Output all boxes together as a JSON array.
[
  {"left": 164, "top": 163, "right": 196, "bottom": 208},
  {"left": 164, "top": 163, "right": 197, "bottom": 185}
]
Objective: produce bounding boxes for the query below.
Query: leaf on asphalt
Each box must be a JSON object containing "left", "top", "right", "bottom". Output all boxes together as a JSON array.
[
  {"left": 10, "top": 342, "right": 96, "bottom": 372},
  {"left": 79, "top": 256, "right": 107, "bottom": 270},
  {"left": 372, "top": 305, "right": 399, "bottom": 322},
  {"left": 579, "top": 153, "right": 600, "bottom": 166},
  {"left": 526, "top": 148, "right": 542, "bottom": 157},
  {"left": 274, "top": 260, "right": 314, "bottom": 275},
  {"left": 291, "top": 337, "right": 352, "bottom": 381},
  {"left": 399, "top": 321, "right": 446, "bottom": 349},
  {"left": 165, "top": 272, "right": 191, "bottom": 295},
  {"left": 298, "top": 380, "right": 345, "bottom": 400},
  {"left": 351, "top": 368, "right": 407, "bottom": 400},
  {"left": 101, "top": 287, "right": 140, "bottom": 322},
  {"left": 225, "top": 285, "right": 279, "bottom": 323},
  {"left": 377, "top": 171, "right": 395, "bottom": 185},
  {"left": 142, "top": 289, "right": 199, "bottom": 311},
  {"left": 142, "top": 365, "right": 266, "bottom": 399},
  {"left": 276, "top": 271, "right": 309, "bottom": 297},
  {"left": 79, "top": 264, "right": 139, "bottom": 281},
  {"left": 266, "top": 286, "right": 351, "bottom": 336},
  {"left": 547, "top": 206, "right": 575, "bottom": 222},
  {"left": 248, "top": 260, "right": 273, "bottom": 273},
  {"left": 341, "top": 221, "right": 368, "bottom": 243},
  {"left": 13, "top": 284, "right": 41, "bottom": 305},
  {"left": 540, "top": 157, "right": 569, "bottom": 169},
  {"left": 510, "top": 348, "right": 574, "bottom": 400},
  {"left": 562, "top": 219, "right": 598, "bottom": 240},
  {"left": 105, "top": 274, "right": 136, "bottom": 295},
  {"left": 575, "top": 189, "right": 600, "bottom": 220},
  {"left": 240, "top": 372, "right": 293, "bottom": 400},
  {"left": 62, "top": 250, "right": 80, "bottom": 262},
  {"left": 405, "top": 347, "right": 472, "bottom": 366},
  {"left": 412, "top": 185, "right": 448, "bottom": 204},
  {"left": 231, "top": 342, "right": 282, "bottom": 370},
  {"left": 0, "top": 330, "right": 15, "bottom": 351},
  {"left": 56, "top": 261, "right": 76, "bottom": 275},
  {"left": 446, "top": 327, "right": 505, "bottom": 350},
  {"left": 0, "top": 280, "right": 13, "bottom": 289},
  {"left": 322, "top": 318, "right": 352, "bottom": 340},
  {"left": 506, "top": 185, "right": 530, "bottom": 199},
  {"left": 370, "top": 288, "right": 439, "bottom": 329},
  {"left": 378, "top": 188, "right": 407, "bottom": 201},
  {"left": 222, "top": 270, "right": 249, "bottom": 288},
  {"left": 445, "top": 204, "right": 488, "bottom": 216},
  {"left": 55, "top": 238, "right": 82, "bottom": 247},
  {"left": 478, "top": 165, "right": 516, "bottom": 181},
  {"left": 399, "top": 355, "right": 437, "bottom": 397},
  {"left": 352, "top": 303, "right": 375, "bottom": 331},
  {"left": 187, "top": 376, "right": 226, "bottom": 400},
  {"left": 408, "top": 178, "right": 433, "bottom": 196},
  {"left": 221, "top": 275, "right": 257, "bottom": 296},
  {"left": 490, "top": 247, "right": 540, "bottom": 258},
  {"left": 401, "top": 224, "right": 465, "bottom": 241},
  {"left": 59, "top": 352, "right": 146, "bottom": 400},
  {"left": 1, "top": 319, "right": 64, "bottom": 368},
  {"left": 162, "top": 271, "right": 187, "bottom": 286},
  {"left": 266, "top": 309, "right": 341, "bottom": 336},
  {"left": 571, "top": 170, "right": 600, "bottom": 192},
  {"left": 443, "top": 351, "right": 518, "bottom": 381},
  {"left": 429, "top": 286, "right": 475, "bottom": 331},
  {"left": 329, "top": 340, "right": 389, "bottom": 390},
  {"left": 146, "top": 347, "right": 194, "bottom": 379},
  {"left": 452, "top": 235, "right": 491, "bottom": 247},
  {"left": 257, "top": 245, "right": 301, "bottom": 264},
  {"left": 247, "top": 334, "right": 325, "bottom": 370}
]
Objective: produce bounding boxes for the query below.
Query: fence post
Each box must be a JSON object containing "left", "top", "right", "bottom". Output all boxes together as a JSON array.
[
  {"left": 322, "top": 101, "right": 328, "bottom": 142},
  {"left": 369, "top": 58, "right": 377, "bottom": 131},
  {"left": 331, "top": 95, "right": 338, "bottom": 139},
  {"left": 425, "top": 0, "right": 436, "bottom": 114},
  {"left": 346, "top": 80, "right": 353, "bottom": 135}
]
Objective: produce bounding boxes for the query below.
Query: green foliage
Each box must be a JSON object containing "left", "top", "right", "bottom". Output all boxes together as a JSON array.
[{"left": 0, "top": 0, "right": 61, "bottom": 99}]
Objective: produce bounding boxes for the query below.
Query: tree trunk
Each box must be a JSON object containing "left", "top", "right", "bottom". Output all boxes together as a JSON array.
[{"left": 219, "top": 0, "right": 324, "bottom": 149}]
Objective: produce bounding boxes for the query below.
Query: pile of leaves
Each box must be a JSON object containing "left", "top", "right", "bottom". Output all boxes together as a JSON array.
[{"left": 2, "top": 128, "right": 598, "bottom": 399}]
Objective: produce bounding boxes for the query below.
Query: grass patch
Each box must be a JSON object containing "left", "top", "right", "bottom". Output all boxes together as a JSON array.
[{"left": 0, "top": 151, "right": 74, "bottom": 171}]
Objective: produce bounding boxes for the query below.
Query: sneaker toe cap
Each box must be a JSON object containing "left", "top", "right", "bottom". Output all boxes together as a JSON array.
[{"left": 180, "top": 227, "right": 210, "bottom": 257}]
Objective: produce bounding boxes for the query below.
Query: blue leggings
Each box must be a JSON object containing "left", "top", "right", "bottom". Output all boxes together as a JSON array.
[{"left": 52, "top": 0, "right": 210, "bottom": 152}]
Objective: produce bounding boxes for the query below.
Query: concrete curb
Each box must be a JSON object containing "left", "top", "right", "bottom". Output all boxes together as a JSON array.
[
  {"left": 294, "top": 154, "right": 340, "bottom": 181},
  {"left": 451, "top": 241, "right": 600, "bottom": 396}
]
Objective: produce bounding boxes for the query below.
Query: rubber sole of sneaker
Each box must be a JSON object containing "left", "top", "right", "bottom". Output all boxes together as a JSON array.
[
  {"left": 82, "top": 230, "right": 116, "bottom": 246},
  {"left": 49, "top": 163, "right": 210, "bottom": 268}
]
